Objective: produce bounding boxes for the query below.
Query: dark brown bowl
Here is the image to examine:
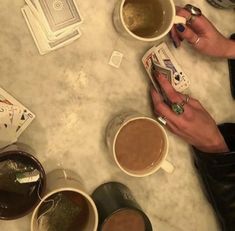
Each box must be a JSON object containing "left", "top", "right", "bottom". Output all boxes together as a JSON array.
[{"left": 0, "top": 150, "right": 46, "bottom": 220}]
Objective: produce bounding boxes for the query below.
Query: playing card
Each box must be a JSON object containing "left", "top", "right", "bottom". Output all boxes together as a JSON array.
[
  {"left": 149, "top": 58, "right": 171, "bottom": 104},
  {"left": 22, "top": 6, "right": 50, "bottom": 54},
  {"left": 22, "top": 6, "right": 81, "bottom": 55},
  {"left": 25, "top": 0, "right": 77, "bottom": 41},
  {"left": 142, "top": 43, "right": 190, "bottom": 92},
  {"left": 155, "top": 43, "right": 190, "bottom": 92},
  {"left": 151, "top": 61, "right": 172, "bottom": 83},
  {"left": 0, "top": 103, "right": 14, "bottom": 128},
  {"left": 0, "top": 87, "right": 35, "bottom": 137},
  {"left": 33, "top": 0, "right": 83, "bottom": 36}
]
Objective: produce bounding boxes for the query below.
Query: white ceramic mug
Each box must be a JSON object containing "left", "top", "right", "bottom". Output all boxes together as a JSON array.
[
  {"left": 113, "top": 0, "right": 186, "bottom": 42},
  {"left": 31, "top": 169, "right": 98, "bottom": 231},
  {"left": 106, "top": 112, "right": 174, "bottom": 177}
]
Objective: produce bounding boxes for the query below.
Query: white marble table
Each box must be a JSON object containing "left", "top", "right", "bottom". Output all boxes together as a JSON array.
[{"left": 0, "top": 0, "right": 235, "bottom": 230}]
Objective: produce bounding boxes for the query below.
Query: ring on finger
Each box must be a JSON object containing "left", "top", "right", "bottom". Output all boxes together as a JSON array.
[
  {"left": 171, "top": 94, "right": 190, "bottom": 115},
  {"left": 190, "top": 36, "right": 200, "bottom": 45},
  {"left": 157, "top": 116, "right": 167, "bottom": 125},
  {"left": 186, "top": 15, "right": 196, "bottom": 25},
  {"left": 184, "top": 4, "right": 202, "bottom": 16}
]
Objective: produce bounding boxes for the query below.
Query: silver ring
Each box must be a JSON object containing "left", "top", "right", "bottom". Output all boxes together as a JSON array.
[
  {"left": 186, "top": 15, "right": 196, "bottom": 25},
  {"left": 184, "top": 4, "right": 202, "bottom": 16},
  {"left": 191, "top": 37, "right": 200, "bottom": 45},
  {"left": 157, "top": 116, "right": 167, "bottom": 125},
  {"left": 185, "top": 94, "right": 190, "bottom": 103}
]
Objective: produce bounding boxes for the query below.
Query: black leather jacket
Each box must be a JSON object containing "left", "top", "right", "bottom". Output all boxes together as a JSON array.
[{"left": 193, "top": 123, "right": 235, "bottom": 231}]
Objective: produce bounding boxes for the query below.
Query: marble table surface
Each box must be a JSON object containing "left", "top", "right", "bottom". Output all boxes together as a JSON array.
[{"left": 0, "top": 0, "right": 235, "bottom": 230}]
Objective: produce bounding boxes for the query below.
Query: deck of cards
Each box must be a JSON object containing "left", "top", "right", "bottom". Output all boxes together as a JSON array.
[
  {"left": 21, "top": 0, "right": 83, "bottom": 55},
  {"left": 0, "top": 87, "right": 35, "bottom": 149},
  {"left": 142, "top": 42, "right": 190, "bottom": 96}
]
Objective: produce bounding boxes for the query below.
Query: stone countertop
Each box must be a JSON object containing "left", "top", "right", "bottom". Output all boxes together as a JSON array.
[{"left": 0, "top": 0, "right": 235, "bottom": 230}]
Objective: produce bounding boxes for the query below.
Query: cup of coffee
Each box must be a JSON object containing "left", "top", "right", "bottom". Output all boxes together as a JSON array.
[
  {"left": 31, "top": 169, "right": 98, "bottom": 231},
  {"left": 113, "top": 0, "right": 186, "bottom": 41},
  {"left": 0, "top": 143, "right": 46, "bottom": 220},
  {"left": 92, "top": 182, "right": 152, "bottom": 231},
  {"left": 106, "top": 112, "right": 174, "bottom": 177}
]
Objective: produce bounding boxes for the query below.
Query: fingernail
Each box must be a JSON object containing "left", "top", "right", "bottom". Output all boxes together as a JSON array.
[{"left": 176, "top": 24, "right": 185, "bottom": 33}]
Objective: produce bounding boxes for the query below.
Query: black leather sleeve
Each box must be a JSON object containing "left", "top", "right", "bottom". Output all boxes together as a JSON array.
[{"left": 192, "top": 123, "right": 235, "bottom": 231}]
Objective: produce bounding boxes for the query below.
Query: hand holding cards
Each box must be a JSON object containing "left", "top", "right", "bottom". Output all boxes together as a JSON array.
[
  {"left": 0, "top": 87, "right": 35, "bottom": 149},
  {"left": 21, "top": 0, "right": 83, "bottom": 55},
  {"left": 142, "top": 42, "right": 190, "bottom": 95}
]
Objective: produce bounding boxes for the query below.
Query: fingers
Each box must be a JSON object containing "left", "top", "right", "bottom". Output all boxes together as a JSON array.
[
  {"left": 175, "top": 24, "right": 200, "bottom": 46},
  {"left": 151, "top": 88, "right": 189, "bottom": 135},
  {"left": 156, "top": 74, "right": 183, "bottom": 103},
  {"left": 176, "top": 7, "right": 207, "bottom": 32},
  {"left": 170, "top": 26, "right": 183, "bottom": 48},
  {"left": 151, "top": 88, "right": 179, "bottom": 122},
  {"left": 176, "top": 7, "right": 191, "bottom": 21}
]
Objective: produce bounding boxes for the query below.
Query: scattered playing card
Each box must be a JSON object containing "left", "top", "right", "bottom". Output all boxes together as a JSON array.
[
  {"left": 21, "top": 0, "right": 83, "bottom": 55},
  {"left": 0, "top": 87, "right": 35, "bottom": 149}
]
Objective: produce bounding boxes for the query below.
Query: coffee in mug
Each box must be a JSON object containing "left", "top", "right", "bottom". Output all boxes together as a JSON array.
[
  {"left": 106, "top": 112, "right": 174, "bottom": 177},
  {"left": 115, "top": 118, "right": 165, "bottom": 173}
]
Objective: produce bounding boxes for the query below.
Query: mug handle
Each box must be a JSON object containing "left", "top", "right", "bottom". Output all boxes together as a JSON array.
[
  {"left": 173, "top": 15, "right": 186, "bottom": 24},
  {"left": 161, "top": 160, "right": 174, "bottom": 173}
]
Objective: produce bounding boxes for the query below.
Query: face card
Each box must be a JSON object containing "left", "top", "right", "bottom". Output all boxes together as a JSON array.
[
  {"left": 152, "top": 61, "right": 172, "bottom": 83},
  {"left": 15, "top": 109, "right": 34, "bottom": 136},
  {"left": 150, "top": 58, "right": 171, "bottom": 104},
  {"left": 155, "top": 43, "right": 190, "bottom": 92},
  {"left": 0, "top": 103, "right": 14, "bottom": 127},
  {"left": 0, "top": 87, "right": 35, "bottom": 137}
]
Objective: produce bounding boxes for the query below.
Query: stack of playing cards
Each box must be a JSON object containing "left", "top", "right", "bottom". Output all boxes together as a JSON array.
[
  {"left": 21, "top": 0, "right": 83, "bottom": 55},
  {"left": 0, "top": 87, "right": 35, "bottom": 149},
  {"left": 142, "top": 42, "right": 190, "bottom": 96}
]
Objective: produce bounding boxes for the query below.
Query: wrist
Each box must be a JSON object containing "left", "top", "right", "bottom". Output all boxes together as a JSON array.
[
  {"left": 196, "top": 134, "right": 229, "bottom": 154},
  {"left": 222, "top": 38, "right": 235, "bottom": 59}
]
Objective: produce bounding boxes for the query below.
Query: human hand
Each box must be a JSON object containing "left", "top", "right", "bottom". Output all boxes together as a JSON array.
[
  {"left": 151, "top": 73, "right": 229, "bottom": 153},
  {"left": 170, "top": 6, "right": 235, "bottom": 58}
]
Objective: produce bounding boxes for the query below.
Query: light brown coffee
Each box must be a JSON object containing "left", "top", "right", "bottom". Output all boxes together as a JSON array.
[
  {"left": 123, "top": 0, "right": 164, "bottom": 37},
  {"left": 115, "top": 118, "right": 165, "bottom": 173},
  {"left": 101, "top": 209, "right": 145, "bottom": 231}
]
